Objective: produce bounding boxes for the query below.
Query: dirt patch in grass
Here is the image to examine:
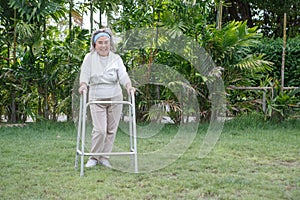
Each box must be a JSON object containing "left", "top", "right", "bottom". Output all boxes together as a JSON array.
[{"left": 0, "top": 123, "right": 27, "bottom": 128}]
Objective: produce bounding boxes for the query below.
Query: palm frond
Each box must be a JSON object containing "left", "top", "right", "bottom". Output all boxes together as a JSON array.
[
  {"left": 15, "top": 20, "right": 34, "bottom": 38},
  {"left": 233, "top": 54, "right": 273, "bottom": 72}
]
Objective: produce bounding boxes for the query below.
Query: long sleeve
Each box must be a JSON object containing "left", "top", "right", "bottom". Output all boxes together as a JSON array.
[
  {"left": 79, "top": 53, "right": 91, "bottom": 84},
  {"left": 117, "top": 56, "right": 131, "bottom": 88}
]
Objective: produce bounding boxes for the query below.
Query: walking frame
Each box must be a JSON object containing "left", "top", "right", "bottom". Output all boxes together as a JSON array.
[{"left": 75, "top": 89, "right": 138, "bottom": 176}]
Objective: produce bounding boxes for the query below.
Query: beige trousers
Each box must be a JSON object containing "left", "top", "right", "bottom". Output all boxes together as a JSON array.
[{"left": 89, "top": 95, "right": 123, "bottom": 161}]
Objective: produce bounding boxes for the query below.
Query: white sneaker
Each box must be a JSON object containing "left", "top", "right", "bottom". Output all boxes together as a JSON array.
[
  {"left": 99, "top": 159, "right": 112, "bottom": 168},
  {"left": 85, "top": 159, "right": 97, "bottom": 168}
]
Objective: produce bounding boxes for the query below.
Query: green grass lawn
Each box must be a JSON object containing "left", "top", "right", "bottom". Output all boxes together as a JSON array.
[{"left": 0, "top": 115, "right": 299, "bottom": 200}]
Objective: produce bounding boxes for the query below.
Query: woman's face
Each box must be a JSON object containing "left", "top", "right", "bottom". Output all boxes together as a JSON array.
[{"left": 95, "top": 36, "right": 110, "bottom": 56}]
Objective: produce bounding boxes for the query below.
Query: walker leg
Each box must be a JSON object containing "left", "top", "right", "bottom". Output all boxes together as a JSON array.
[
  {"left": 75, "top": 152, "right": 79, "bottom": 170},
  {"left": 80, "top": 92, "right": 87, "bottom": 177},
  {"left": 75, "top": 94, "right": 83, "bottom": 170},
  {"left": 80, "top": 155, "right": 84, "bottom": 177},
  {"left": 131, "top": 90, "right": 138, "bottom": 173}
]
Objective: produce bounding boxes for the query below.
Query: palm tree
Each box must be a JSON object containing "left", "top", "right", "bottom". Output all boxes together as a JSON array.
[
  {"left": 5, "top": 0, "right": 66, "bottom": 121},
  {"left": 203, "top": 20, "right": 273, "bottom": 115},
  {"left": 204, "top": 20, "right": 272, "bottom": 86}
]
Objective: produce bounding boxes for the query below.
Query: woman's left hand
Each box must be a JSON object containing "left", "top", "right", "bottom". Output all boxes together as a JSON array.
[
  {"left": 126, "top": 83, "right": 136, "bottom": 95},
  {"left": 127, "top": 86, "right": 136, "bottom": 95}
]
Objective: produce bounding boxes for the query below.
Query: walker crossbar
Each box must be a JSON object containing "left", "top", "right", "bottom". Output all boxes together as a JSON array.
[
  {"left": 76, "top": 151, "right": 136, "bottom": 156},
  {"left": 75, "top": 90, "right": 138, "bottom": 176}
]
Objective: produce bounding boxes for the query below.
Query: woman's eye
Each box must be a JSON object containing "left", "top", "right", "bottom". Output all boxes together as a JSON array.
[{"left": 98, "top": 41, "right": 109, "bottom": 45}]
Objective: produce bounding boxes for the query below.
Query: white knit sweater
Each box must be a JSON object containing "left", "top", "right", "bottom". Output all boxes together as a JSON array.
[{"left": 79, "top": 51, "right": 131, "bottom": 100}]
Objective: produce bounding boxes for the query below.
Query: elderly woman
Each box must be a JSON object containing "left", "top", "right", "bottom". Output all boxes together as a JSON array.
[{"left": 79, "top": 28, "right": 134, "bottom": 168}]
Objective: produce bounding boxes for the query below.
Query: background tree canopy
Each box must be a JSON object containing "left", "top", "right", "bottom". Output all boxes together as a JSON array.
[
  {"left": 223, "top": 0, "right": 300, "bottom": 37},
  {"left": 0, "top": 0, "right": 299, "bottom": 123}
]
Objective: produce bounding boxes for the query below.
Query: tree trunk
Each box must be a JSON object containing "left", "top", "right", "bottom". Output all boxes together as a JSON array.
[
  {"left": 11, "top": 92, "right": 17, "bottom": 123},
  {"left": 52, "top": 93, "right": 58, "bottom": 121},
  {"left": 44, "top": 88, "right": 49, "bottom": 120},
  {"left": 90, "top": 0, "right": 93, "bottom": 32},
  {"left": 68, "top": 0, "right": 73, "bottom": 121},
  {"left": 11, "top": 9, "right": 17, "bottom": 123},
  {"left": 281, "top": 13, "right": 286, "bottom": 93},
  {"left": 38, "top": 96, "right": 42, "bottom": 120},
  {"left": 217, "top": 0, "right": 223, "bottom": 29},
  {"left": 99, "top": 7, "right": 102, "bottom": 27}
]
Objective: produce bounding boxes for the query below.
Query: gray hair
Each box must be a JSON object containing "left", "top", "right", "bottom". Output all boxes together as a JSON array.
[{"left": 90, "top": 28, "right": 116, "bottom": 52}]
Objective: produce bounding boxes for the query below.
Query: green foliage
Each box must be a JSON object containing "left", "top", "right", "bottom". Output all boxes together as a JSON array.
[
  {"left": 115, "top": 0, "right": 211, "bottom": 36},
  {"left": 203, "top": 20, "right": 274, "bottom": 117},
  {"left": 8, "top": 0, "right": 66, "bottom": 24},
  {"left": 0, "top": 0, "right": 91, "bottom": 122},
  {"left": 114, "top": 1, "right": 213, "bottom": 123},
  {"left": 1, "top": 0, "right": 297, "bottom": 122},
  {"left": 226, "top": 35, "right": 300, "bottom": 119},
  {"left": 204, "top": 20, "right": 273, "bottom": 86},
  {"left": 264, "top": 83, "right": 300, "bottom": 121},
  {"left": 254, "top": 36, "right": 300, "bottom": 87},
  {"left": 223, "top": 0, "right": 300, "bottom": 38},
  {"left": 0, "top": 25, "right": 89, "bottom": 122}
]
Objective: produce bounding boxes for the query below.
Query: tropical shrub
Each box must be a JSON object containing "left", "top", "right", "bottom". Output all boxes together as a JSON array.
[
  {"left": 254, "top": 36, "right": 300, "bottom": 87},
  {"left": 202, "top": 20, "right": 273, "bottom": 116}
]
